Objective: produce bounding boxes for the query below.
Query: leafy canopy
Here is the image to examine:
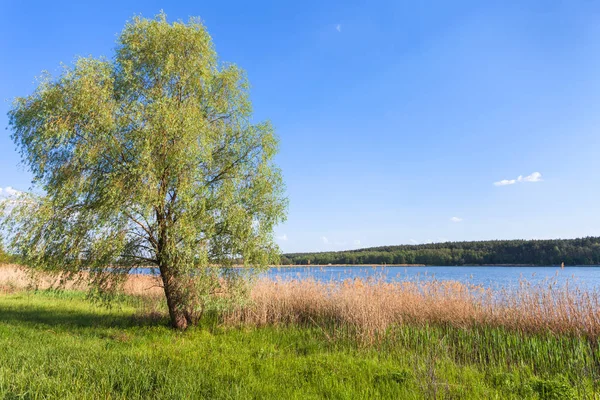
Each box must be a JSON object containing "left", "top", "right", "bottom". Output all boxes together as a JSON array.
[{"left": 3, "top": 13, "right": 287, "bottom": 317}]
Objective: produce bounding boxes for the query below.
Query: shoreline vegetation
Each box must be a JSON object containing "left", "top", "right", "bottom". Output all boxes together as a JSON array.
[
  {"left": 1, "top": 263, "right": 599, "bottom": 397},
  {"left": 3, "top": 263, "right": 600, "bottom": 339},
  {"left": 272, "top": 263, "right": 590, "bottom": 267},
  {"left": 282, "top": 236, "right": 600, "bottom": 266},
  {"left": 1, "top": 263, "right": 599, "bottom": 398}
]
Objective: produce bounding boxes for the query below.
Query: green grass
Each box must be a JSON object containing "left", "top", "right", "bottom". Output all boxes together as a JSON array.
[{"left": 0, "top": 291, "right": 597, "bottom": 399}]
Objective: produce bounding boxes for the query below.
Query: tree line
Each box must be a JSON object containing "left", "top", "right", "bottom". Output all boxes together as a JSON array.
[{"left": 281, "top": 237, "right": 600, "bottom": 266}]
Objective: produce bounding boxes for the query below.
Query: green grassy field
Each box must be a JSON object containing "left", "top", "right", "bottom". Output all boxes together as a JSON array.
[{"left": 0, "top": 290, "right": 596, "bottom": 399}]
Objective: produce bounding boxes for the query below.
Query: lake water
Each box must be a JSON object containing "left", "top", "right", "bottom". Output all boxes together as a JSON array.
[{"left": 262, "top": 266, "right": 600, "bottom": 290}]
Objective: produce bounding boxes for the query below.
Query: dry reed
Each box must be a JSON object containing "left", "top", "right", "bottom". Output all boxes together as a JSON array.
[
  {"left": 0, "top": 264, "right": 164, "bottom": 297},
  {"left": 223, "top": 276, "right": 600, "bottom": 342}
]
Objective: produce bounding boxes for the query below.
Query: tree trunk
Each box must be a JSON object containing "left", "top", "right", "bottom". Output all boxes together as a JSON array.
[
  {"left": 160, "top": 268, "right": 189, "bottom": 330},
  {"left": 165, "top": 290, "right": 189, "bottom": 330}
]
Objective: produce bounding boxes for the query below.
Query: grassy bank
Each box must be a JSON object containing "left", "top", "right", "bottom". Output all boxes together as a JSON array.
[{"left": 0, "top": 290, "right": 597, "bottom": 399}]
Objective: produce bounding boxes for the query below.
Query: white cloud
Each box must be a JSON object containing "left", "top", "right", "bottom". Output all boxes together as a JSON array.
[
  {"left": 0, "top": 187, "right": 31, "bottom": 214},
  {"left": 335, "top": 24, "right": 342, "bottom": 32},
  {"left": 494, "top": 179, "right": 517, "bottom": 186},
  {"left": 0, "top": 187, "right": 23, "bottom": 198},
  {"left": 353, "top": 239, "right": 361, "bottom": 246},
  {"left": 277, "top": 234, "right": 288, "bottom": 242},
  {"left": 494, "top": 172, "right": 542, "bottom": 186},
  {"left": 409, "top": 239, "right": 419, "bottom": 244},
  {"left": 450, "top": 216, "right": 462, "bottom": 223},
  {"left": 518, "top": 172, "right": 542, "bottom": 183},
  {"left": 321, "top": 236, "right": 329, "bottom": 244}
]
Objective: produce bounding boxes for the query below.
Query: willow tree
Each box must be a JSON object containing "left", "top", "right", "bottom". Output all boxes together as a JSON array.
[{"left": 4, "top": 13, "right": 287, "bottom": 329}]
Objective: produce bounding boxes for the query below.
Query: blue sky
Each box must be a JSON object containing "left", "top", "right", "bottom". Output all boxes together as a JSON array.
[{"left": 2, "top": 1, "right": 600, "bottom": 253}]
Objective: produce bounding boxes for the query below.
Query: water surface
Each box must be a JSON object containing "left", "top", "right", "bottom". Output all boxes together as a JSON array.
[{"left": 263, "top": 265, "right": 600, "bottom": 290}]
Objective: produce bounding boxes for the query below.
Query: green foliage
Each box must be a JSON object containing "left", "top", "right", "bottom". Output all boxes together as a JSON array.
[
  {"left": 3, "top": 13, "right": 287, "bottom": 328},
  {"left": 0, "top": 244, "right": 8, "bottom": 265},
  {"left": 0, "top": 291, "right": 594, "bottom": 399},
  {"left": 284, "top": 237, "right": 600, "bottom": 265},
  {"left": 531, "top": 377, "right": 575, "bottom": 400},
  {"left": 489, "top": 372, "right": 535, "bottom": 397}
]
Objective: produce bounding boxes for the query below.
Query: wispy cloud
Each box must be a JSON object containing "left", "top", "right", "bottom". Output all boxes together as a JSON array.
[
  {"left": 321, "top": 236, "right": 329, "bottom": 244},
  {"left": 353, "top": 239, "right": 361, "bottom": 246},
  {"left": 409, "top": 239, "right": 419, "bottom": 244},
  {"left": 494, "top": 179, "right": 516, "bottom": 186},
  {"left": 450, "top": 216, "right": 462, "bottom": 223},
  {"left": 277, "top": 234, "right": 288, "bottom": 242},
  {"left": 494, "top": 172, "right": 542, "bottom": 186},
  {"left": 335, "top": 24, "right": 342, "bottom": 32}
]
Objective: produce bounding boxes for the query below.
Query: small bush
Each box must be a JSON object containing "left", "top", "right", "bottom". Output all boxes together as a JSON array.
[{"left": 531, "top": 377, "right": 575, "bottom": 400}]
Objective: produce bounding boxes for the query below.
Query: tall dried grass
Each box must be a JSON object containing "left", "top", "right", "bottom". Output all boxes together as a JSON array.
[
  {"left": 0, "top": 264, "right": 163, "bottom": 297},
  {"left": 224, "top": 277, "right": 600, "bottom": 343}
]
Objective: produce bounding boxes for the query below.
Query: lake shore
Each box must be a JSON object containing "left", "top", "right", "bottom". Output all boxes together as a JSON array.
[
  {"left": 275, "top": 263, "right": 600, "bottom": 267},
  {"left": 1, "top": 289, "right": 593, "bottom": 398},
  {"left": 273, "top": 263, "right": 426, "bottom": 267},
  {"left": 3, "top": 263, "right": 599, "bottom": 339},
  {"left": 2, "top": 263, "right": 599, "bottom": 398}
]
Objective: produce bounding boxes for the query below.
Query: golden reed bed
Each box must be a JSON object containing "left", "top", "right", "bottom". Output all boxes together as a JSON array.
[
  {"left": 223, "top": 277, "right": 600, "bottom": 342},
  {"left": 1, "top": 264, "right": 599, "bottom": 341},
  {"left": 0, "top": 264, "right": 164, "bottom": 297}
]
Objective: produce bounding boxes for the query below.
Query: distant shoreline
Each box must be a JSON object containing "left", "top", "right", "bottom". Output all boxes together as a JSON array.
[
  {"left": 273, "top": 264, "right": 426, "bottom": 268},
  {"left": 272, "top": 263, "right": 599, "bottom": 268},
  {"left": 281, "top": 237, "right": 600, "bottom": 267}
]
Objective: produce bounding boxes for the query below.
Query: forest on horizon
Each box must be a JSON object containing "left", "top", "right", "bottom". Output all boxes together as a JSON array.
[{"left": 281, "top": 237, "right": 600, "bottom": 266}]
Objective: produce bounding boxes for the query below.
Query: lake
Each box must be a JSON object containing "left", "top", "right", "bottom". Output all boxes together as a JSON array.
[{"left": 263, "top": 265, "right": 600, "bottom": 290}]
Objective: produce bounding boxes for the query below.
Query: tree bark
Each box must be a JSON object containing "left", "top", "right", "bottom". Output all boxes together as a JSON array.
[{"left": 160, "top": 268, "right": 189, "bottom": 330}]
